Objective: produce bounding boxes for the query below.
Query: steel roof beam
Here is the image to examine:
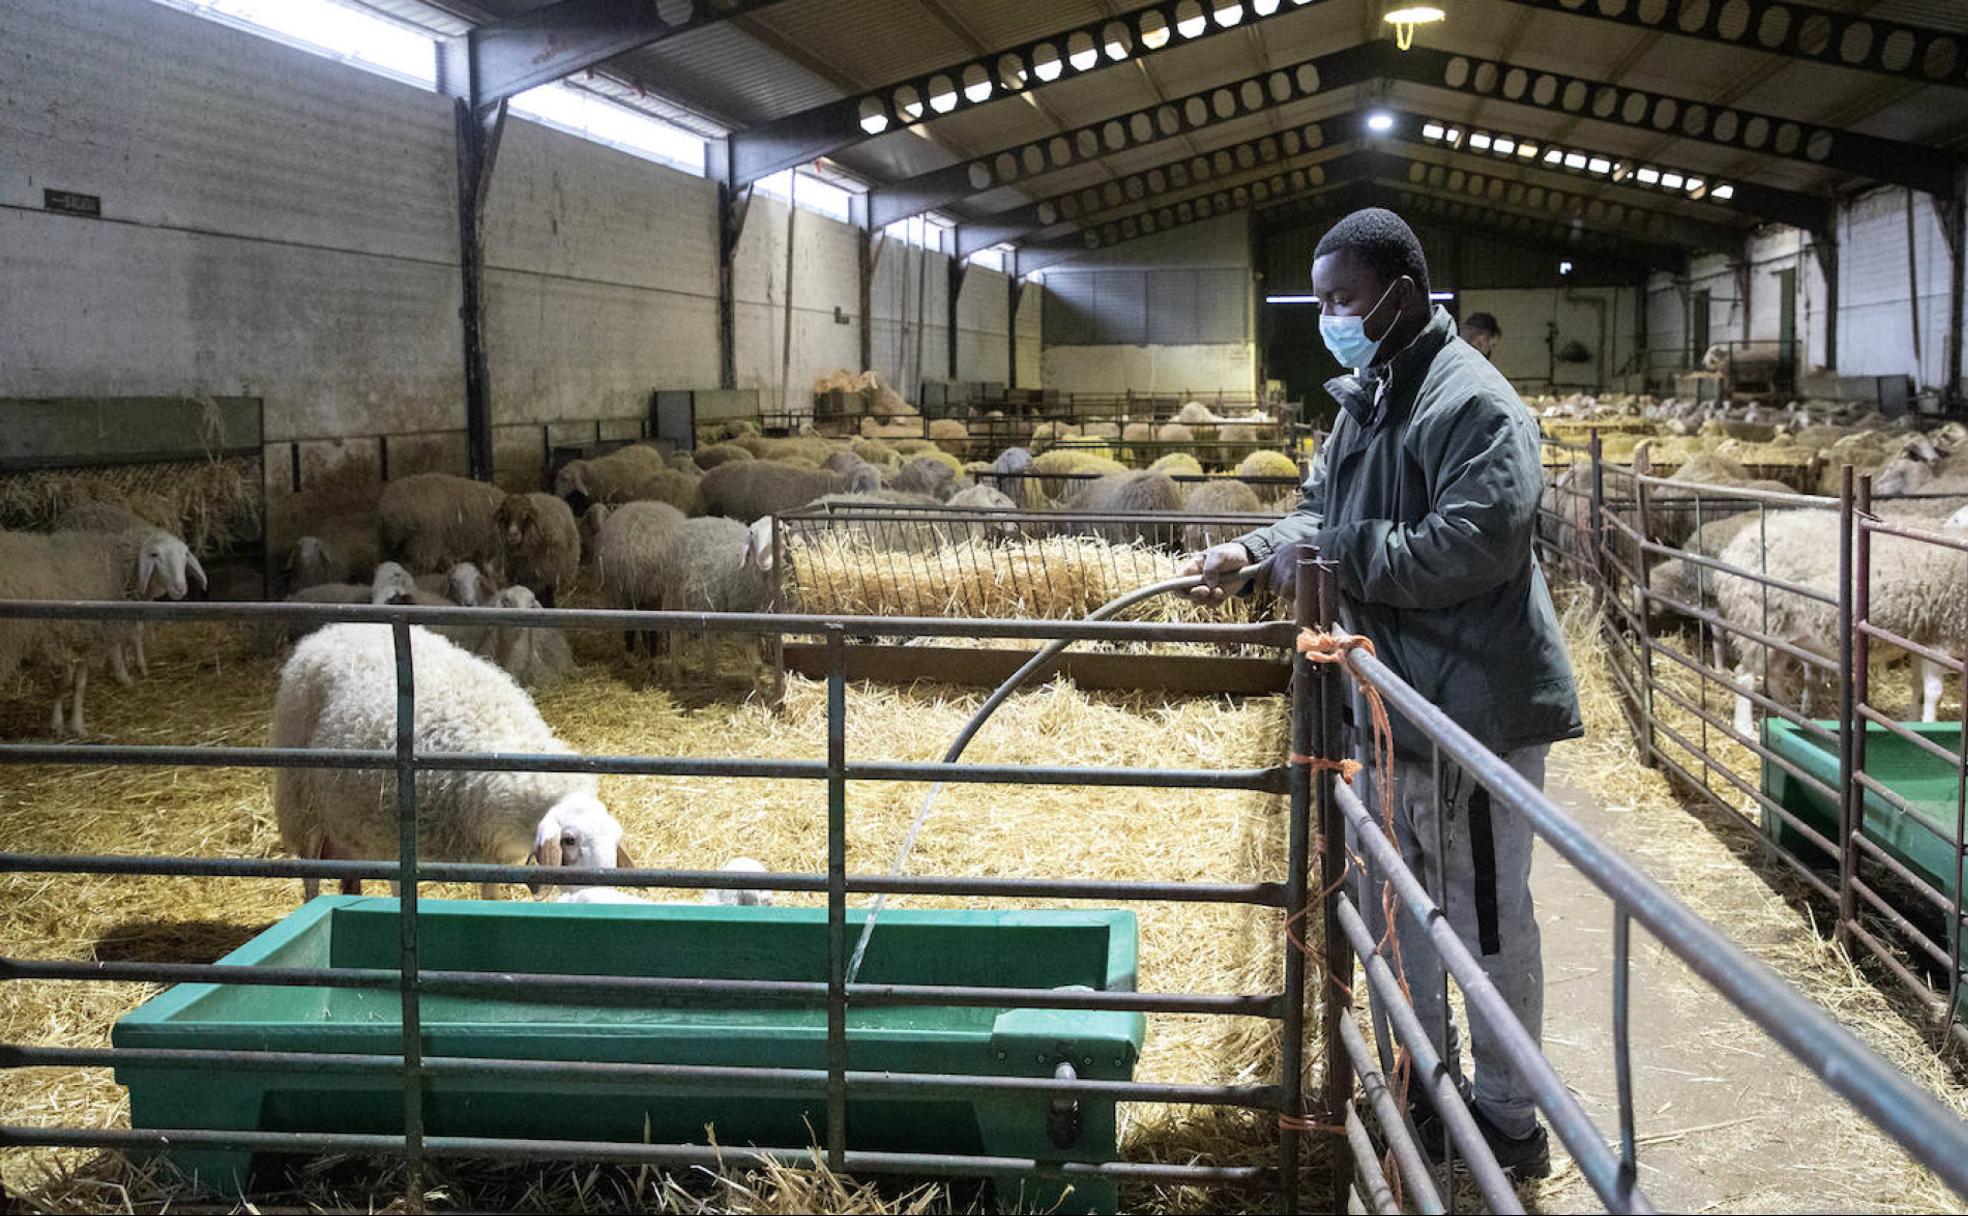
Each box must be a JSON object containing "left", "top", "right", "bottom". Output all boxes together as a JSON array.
[
  {"left": 1385, "top": 42, "right": 1959, "bottom": 198},
  {"left": 870, "top": 42, "right": 1376, "bottom": 230},
  {"left": 955, "top": 115, "right": 1353, "bottom": 257},
  {"left": 437, "top": 0, "right": 789, "bottom": 110},
  {"left": 1372, "top": 108, "right": 1825, "bottom": 234},
  {"left": 1494, "top": 0, "right": 1968, "bottom": 95},
  {"left": 727, "top": 0, "right": 1343, "bottom": 186},
  {"left": 1283, "top": 183, "right": 1672, "bottom": 274}
]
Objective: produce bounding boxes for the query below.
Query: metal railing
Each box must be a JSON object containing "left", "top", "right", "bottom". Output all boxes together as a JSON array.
[
  {"left": 1538, "top": 431, "right": 1968, "bottom": 1045},
  {"left": 0, "top": 595, "right": 1314, "bottom": 1212},
  {"left": 1298, "top": 553, "right": 1968, "bottom": 1214}
]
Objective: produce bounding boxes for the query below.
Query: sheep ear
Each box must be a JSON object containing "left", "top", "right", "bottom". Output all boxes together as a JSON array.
[
  {"left": 526, "top": 840, "right": 561, "bottom": 897},
  {"left": 187, "top": 553, "right": 207, "bottom": 591},
  {"left": 615, "top": 842, "right": 634, "bottom": 870}
]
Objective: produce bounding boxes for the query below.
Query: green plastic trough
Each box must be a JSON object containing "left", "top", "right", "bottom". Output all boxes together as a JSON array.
[
  {"left": 112, "top": 897, "right": 1145, "bottom": 1212},
  {"left": 1761, "top": 719, "right": 1968, "bottom": 1003}
]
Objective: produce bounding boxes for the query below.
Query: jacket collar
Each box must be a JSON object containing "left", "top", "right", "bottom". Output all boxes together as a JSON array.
[{"left": 1322, "top": 305, "right": 1457, "bottom": 428}]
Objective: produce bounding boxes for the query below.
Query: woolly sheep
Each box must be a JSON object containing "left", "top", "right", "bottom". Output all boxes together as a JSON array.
[
  {"left": 50, "top": 504, "right": 207, "bottom": 685},
  {"left": 1061, "top": 470, "right": 1185, "bottom": 546},
  {"left": 1150, "top": 453, "right": 1205, "bottom": 478},
  {"left": 851, "top": 439, "right": 902, "bottom": 468},
  {"left": 1236, "top": 450, "right": 1301, "bottom": 481},
  {"left": 946, "top": 483, "right": 1021, "bottom": 541},
  {"left": 1173, "top": 401, "right": 1223, "bottom": 426},
  {"left": 553, "top": 445, "right": 670, "bottom": 508},
  {"left": 495, "top": 492, "right": 580, "bottom": 606},
  {"left": 889, "top": 455, "right": 966, "bottom": 501},
  {"left": 658, "top": 516, "right": 776, "bottom": 688},
  {"left": 692, "top": 442, "right": 757, "bottom": 471},
  {"left": 377, "top": 473, "right": 504, "bottom": 575},
  {"left": 287, "top": 515, "right": 381, "bottom": 592},
  {"left": 273, "top": 623, "right": 629, "bottom": 900},
  {"left": 696, "top": 460, "right": 880, "bottom": 524},
  {"left": 477, "top": 585, "right": 574, "bottom": 691},
  {"left": 593, "top": 501, "right": 688, "bottom": 659},
  {"left": 1712, "top": 506, "right": 1968, "bottom": 731},
  {"left": 1154, "top": 423, "right": 1195, "bottom": 446},
  {"left": 629, "top": 468, "right": 704, "bottom": 515},
  {"left": 1181, "top": 479, "right": 1265, "bottom": 552},
  {"left": 0, "top": 528, "right": 184, "bottom": 736}
]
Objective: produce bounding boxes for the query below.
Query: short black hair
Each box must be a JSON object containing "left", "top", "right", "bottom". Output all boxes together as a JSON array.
[
  {"left": 1313, "top": 207, "right": 1430, "bottom": 297},
  {"left": 1462, "top": 311, "right": 1500, "bottom": 337}
]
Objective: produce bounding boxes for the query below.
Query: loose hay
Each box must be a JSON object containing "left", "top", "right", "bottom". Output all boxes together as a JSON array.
[
  {"left": 0, "top": 457, "right": 262, "bottom": 554},
  {"left": 0, "top": 618, "right": 1312, "bottom": 1213},
  {"left": 781, "top": 534, "right": 1271, "bottom": 625}
]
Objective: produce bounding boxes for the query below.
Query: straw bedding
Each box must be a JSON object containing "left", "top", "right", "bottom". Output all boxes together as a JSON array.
[
  {"left": 0, "top": 618, "right": 1308, "bottom": 1213},
  {"left": 0, "top": 456, "right": 262, "bottom": 555}
]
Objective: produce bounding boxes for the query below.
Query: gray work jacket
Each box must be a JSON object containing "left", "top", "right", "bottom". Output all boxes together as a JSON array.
[{"left": 1237, "top": 306, "right": 1582, "bottom": 757}]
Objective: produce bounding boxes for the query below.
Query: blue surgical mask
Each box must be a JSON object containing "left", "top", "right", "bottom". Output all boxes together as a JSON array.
[{"left": 1318, "top": 279, "right": 1402, "bottom": 370}]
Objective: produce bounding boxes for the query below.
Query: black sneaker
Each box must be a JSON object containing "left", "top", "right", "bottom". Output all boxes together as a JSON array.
[
  {"left": 1411, "top": 1089, "right": 1552, "bottom": 1182},
  {"left": 1466, "top": 1106, "right": 1552, "bottom": 1181}
]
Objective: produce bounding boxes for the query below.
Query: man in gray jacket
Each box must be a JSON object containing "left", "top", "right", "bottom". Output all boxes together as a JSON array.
[{"left": 1182, "top": 207, "right": 1581, "bottom": 1177}]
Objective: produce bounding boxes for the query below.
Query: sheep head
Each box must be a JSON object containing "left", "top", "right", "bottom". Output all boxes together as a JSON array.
[
  {"left": 552, "top": 461, "right": 591, "bottom": 500},
  {"left": 370, "top": 561, "right": 418, "bottom": 605},
  {"left": 137, "top": 533, "right": 206, "bottom": 601},
  {"left": 742, "top": 517, "right": 776, "bottom": 573},
  {"left": 527, "top": 792, "right": 630, "bottom": 899},
  {"left": 447, "top": 562, "right": 494, "bottom": 606}
]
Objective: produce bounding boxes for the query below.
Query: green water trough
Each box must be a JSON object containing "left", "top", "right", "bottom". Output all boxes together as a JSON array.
[{"left": 112, "top": 897, "right": 1146, "bottom": 1212}]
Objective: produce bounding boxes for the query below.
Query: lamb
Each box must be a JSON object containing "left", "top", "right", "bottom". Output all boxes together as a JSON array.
[
  {"left": 552, "top": 445, "right": 670, "bottom": 510},
  {"left": 377, "top": 473, "right": 505, "bottom": 576},
  {"left": 476, "top": 586, "right": 574, "bottom": 691},
  {"left": 287, "top": 515, "right": 381, "bottom": 592},
  {"left": 370, "top": 561, "right": 498, "bottom": 650},
  {"left": 592, "top": 501, "right": 689, "bottom": 658},
  {"left": 272, "top": 623, "right": 630, "bottom": 901},
  {"left": 495, "top": 492, "right": 580, "bottom": 606},
  {"left": 695, "top": 460, "right": 880, "bottom": 524},
  {"left": 657, "top": 516, "right": 776, "bottom": 688},
  {"left": 1181, "top": 479, "right": 1265, "bottom": 551},
  {"left": 1060, "top": 470, "right": 1185, "bottom": 545}
]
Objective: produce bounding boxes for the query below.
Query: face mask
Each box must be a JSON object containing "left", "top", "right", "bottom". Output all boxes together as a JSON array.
[{"left": 1318, "top": 278, "right": 1402, "bottom": 370}]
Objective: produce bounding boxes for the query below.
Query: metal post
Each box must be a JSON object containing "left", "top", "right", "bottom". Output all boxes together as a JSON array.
[
  {"left": 389, "top": 621, "right": 425, "bottom": 1212},
  {"left": 1587, "top": 430, "right": 1607, "bottom": 596},
  {"left": 859, "top": 226, "right": 875, "bottom": 373},
  {"left": 1309, "top": 558, "right": 1352, "bottom": 1215},
  {"left": 453, "top": 100, "right": 506, "bottom": 482},
  {"left": 1632, "top": 448, "right": 1658, "bottom": 765},
  {"left": 1611, "top": 908, "right": 1637, "bottom": 1194},
  {"left": 1838, "top": 468, "right": 1864, "bottom": 951},
  {"left": 824, "top": 624, "right": 849, "bottom": 1171},
  {"left": 1280, "top": 553, "right": 1319, "bottom": 1213}
]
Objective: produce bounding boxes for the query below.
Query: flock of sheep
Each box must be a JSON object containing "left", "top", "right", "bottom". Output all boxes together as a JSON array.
[
  {"left": 0, "top": 418, "right": 1305, "bottom": 903},
  {"left": 1536, "top": 393, "right": 1968, "bottom": 731}
]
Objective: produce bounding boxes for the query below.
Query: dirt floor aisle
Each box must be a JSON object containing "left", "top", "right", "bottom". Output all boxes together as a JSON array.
[{"left": 1525, "top": 761, "right": 1959, "bottom": 1213}]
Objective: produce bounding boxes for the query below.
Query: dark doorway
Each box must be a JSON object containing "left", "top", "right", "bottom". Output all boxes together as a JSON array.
[
  {"left": 1264, "top": 302, "right": 1344, "bottom": 428},
  {"left": 1691, "top": 289, "right": 1711, "bottom": 363}
]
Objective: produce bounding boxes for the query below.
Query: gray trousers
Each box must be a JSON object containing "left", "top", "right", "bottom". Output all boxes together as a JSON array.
[{"left": 1350, "top": 743, "right": 1549, "bottom": 1139}]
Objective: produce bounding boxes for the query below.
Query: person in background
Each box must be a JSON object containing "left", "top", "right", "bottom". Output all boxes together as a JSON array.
[
  {"left": 1179, "top": 207, "right": 1579, "bottom": 1179},
  {"left": 1460, "top": 310, "right": 1502, "bottom": 359}
]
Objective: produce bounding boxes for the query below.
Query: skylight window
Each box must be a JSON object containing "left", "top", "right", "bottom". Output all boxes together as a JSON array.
[
  {"left": 1563, "top": 151, "right": 1588, "bottom": 170},
  {"left": 1660, "top": 172, "right": 1684, "bottom": 190},
  {"left": 1469, "top": 132, "right": 1492, "bottom": 151},
  {"left": 510, "top": 82, "right": 707, "bottom": 175},
  {"left": 1712, "top": 184, "right": 1736, "bottom": 201},
  {"left": 1422, "top": 122, "right": 1446, "bottom": 141},
  {"left": 152, "top": 0, "right": 436, "bottom": 88},
  {"left": 1587, "top": 157, "right": 1611, "bottom": 175},
  {"left": 1636, "top": 167, "right": 1661, "bottom": 185}
]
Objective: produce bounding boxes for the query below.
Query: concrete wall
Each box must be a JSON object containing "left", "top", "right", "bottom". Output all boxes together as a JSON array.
[
  {"left": 1014, "top": 283, "right": 1044, "bottom": 390},
  {"left": 955, "top": 267, "right": 1011, "bottom": 384},
  {"left": 0, "top": 0, "right": 905, "bottom": 509},
  {"left": 1457, "top": 286, "right": 1642, "bottom": 393},
  {"left": 1038, "top": 214, "right": 1257, "bottom": 395},
  {"left": 868, "top": 235, "right": 950, "bottom": 399},
  {"left": 1641, "top": 185, "right": 1963, "bottom": 398}
]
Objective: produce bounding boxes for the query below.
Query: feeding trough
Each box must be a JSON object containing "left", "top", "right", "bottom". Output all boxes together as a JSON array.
[{"left": 113, "top": 897, "right": 1145, "bottom": 1212}]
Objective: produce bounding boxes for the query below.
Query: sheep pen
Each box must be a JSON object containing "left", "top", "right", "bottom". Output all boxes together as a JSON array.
[{"left": 0, "top": 615, "right": 1305, "bottom": 1215}]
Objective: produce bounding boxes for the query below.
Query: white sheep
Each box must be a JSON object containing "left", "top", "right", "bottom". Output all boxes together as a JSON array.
[
  {"left": 551, "top": 857, "right": 774, "bottom": 906},
  {"left": 0, "top": 526, "right": 199, "bottom": 736},
  {"left": 272, "top": 623, "right": 629, "bottom": 901},
  {"left": 592, "top": 501, "right": 689, "bottom": 659},
  {"left": 1713, "top": 506, "right": 1968, "bottom": 732},
  {"left": 476, "top": 585, "right": 574, "bottom": 691},
  {"left": 658, "top": 516, "right": 776, "bottom": 688},
  {"left": 50, "top": 503, "right": 206, "bottom": 684}
]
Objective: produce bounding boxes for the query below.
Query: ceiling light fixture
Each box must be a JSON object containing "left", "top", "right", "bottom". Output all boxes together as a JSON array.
[
  {"left": 1366, "top": 110, "right": 1396, "bottom": 133},
  {"left": 1383, "top": 5, "right": 1446, "bottom": 50}
]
